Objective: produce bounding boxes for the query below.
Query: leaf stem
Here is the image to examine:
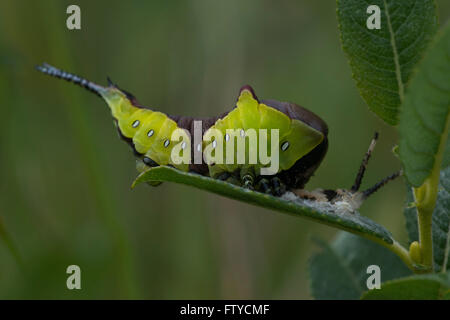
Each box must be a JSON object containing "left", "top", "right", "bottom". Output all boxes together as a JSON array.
[
  {"left": 357, "top": 233, "right": 421, "bottom": 273},
  {"left": 383, "top": 240, "right": 416, "bottom": 272}
]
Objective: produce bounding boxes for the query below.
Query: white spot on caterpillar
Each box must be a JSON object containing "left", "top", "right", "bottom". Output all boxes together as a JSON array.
[
  {"left": 147, "top": 129, "right": 154, "bottom": 137},
  {"left": 164, "top": 139, "right": 170, "bottom": 147},
  {"left": 240, "top": 129, "right": 245, "bottom": 138},
  {"left": 212, "top": 140, "right": 217, "bottom": 148},
  {"left": 181, "top": 141, "right": 187, "bottom": 149},
  {"left": 225, "top": 133, "right": 230, "bottom": 141},
  {"left": 132, "top": 120, "right": 140, "bottom": 128},
  {"left": 281, "top": 141, "right": 289, "bottom": 151}
]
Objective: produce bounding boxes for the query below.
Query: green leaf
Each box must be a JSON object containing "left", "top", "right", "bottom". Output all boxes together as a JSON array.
[
  {"left": 361, "top": 272, "right": 450, "bottom": 299},
  {"left": 133, "top": 166, "right": 394, "bottom": 243},
  {"left": 404, "top": 166, "right": 450, "bottom": 272},
  {"left": 337, "top": 0, "right": 437, "bottom": 125},
  {"left": 309, "top": 232, "right": 411, "bottom": 300},
  {"left": 398, "top": 23, "right": 450, "bottom": 186}
]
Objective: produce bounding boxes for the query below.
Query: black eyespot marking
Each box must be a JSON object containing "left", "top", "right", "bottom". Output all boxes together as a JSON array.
[
  {"left": 281, "top": 141, "right": 289, "bottom": 151},
  {"left": 147, "top": 129, "right": 154, "bottom": 137},
  {"left": 132, "top": 120, "right": 140, "bottom": 128}
]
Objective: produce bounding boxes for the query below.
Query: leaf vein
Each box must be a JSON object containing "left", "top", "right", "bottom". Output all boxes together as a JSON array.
[
  {"left": 328, "top": 245, "right": 364, "bottom": 293},
  {"left": 393, "top": 0, "right": 417, "bottom": 35},
  {"left": 383, "top": 0, "right": 405, "bottom": 102}
]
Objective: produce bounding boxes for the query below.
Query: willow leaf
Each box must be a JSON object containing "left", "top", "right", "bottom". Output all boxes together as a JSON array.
[
  {"left": 310, "top": 232, "right": 411, "bottom": 300},
  {"left": 133, "top": 166, "right": 394, "bottom": 244},
  {"left": 361, "top": 272, "right": 450, "bottom": 299},
  {"left": 398, "top": 23, "right": 450, "bottom": 186},
  {"left": 337, "top": 0, "right": 437, "bottom": 124}
]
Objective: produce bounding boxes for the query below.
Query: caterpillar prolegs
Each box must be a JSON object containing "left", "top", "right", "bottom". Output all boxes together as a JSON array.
[{"left": 36, "top": 63, "right": 400, "bottom": 203}]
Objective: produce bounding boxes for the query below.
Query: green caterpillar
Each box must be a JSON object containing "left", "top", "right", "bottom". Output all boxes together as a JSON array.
[
  {"left": 37, "top": 64, "right": 402, "bottom": 208},
  {"left": 36, "top": 63, "right": 329, "bottom": 196}
]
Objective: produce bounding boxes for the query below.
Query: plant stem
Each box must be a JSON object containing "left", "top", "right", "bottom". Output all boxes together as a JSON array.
[
  {"left": 416, "top": 200, "right": 435, "bottom": 270},
  {"left": 414, "top": 172, "right": 439, "bottom": 271},
  {"left": 413, "top": 114, "right": 450, "bottom": 272}
]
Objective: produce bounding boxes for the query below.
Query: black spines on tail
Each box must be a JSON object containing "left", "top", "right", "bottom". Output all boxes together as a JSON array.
[
  {"left": 362, "top": 170, "right": 402, "bottom": 199},
  {"left": 351, "top": 132, "right": 378, "bottom": 192},
  {"left": 106, "top": 75, "right": 142, "bottom": 106},
  {"left": 350, "top": 132, "right": 402, "bottom": 200},
  {"left": 36, "top": 63, "right": 104, "bottom": 97}
]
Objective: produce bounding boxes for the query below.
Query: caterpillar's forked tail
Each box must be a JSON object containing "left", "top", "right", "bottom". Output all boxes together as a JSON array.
[
  {"left": 36, "top": 63, "right": 108, "bottom": 98},
  {"left": 36, "top": 63, "right": 145, "bottom": 119},
  {"left": 351, "top": 132, "right": 379, "bottom": 192},
  {"left": 362, "top": 170, "right": 403, "bottom": 199}
]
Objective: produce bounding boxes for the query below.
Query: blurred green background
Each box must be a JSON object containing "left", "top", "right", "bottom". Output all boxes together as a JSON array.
[{"left": 0, "top": 0, "right": 449, "bottom": 299}]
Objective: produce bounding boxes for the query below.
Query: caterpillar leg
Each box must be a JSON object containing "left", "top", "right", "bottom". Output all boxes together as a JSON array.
[
  {"left": 256, "top": 178, "right": 272, "bottom": 194},
  {"left": 216, "top": 172, "right": 231, "bottom": 181},
  {"left": 226, "top": 176, "right": 241, "bottom": 186},
  {"left": 253, "top": 175, "right": 287, "bottom": 196},
  {"left": 214, "top": 171, "right": 240, "bottom": 185},
  {"left": 240, "top": 166, "right": 255, "bottom": 190},
  {"left": 270, "top": 177, "right": 286, "bottom": 196}
]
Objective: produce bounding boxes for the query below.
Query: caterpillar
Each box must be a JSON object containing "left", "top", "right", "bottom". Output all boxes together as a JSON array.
[{"left": 36, "top": 63, "right": 400, "bottom": 204}]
